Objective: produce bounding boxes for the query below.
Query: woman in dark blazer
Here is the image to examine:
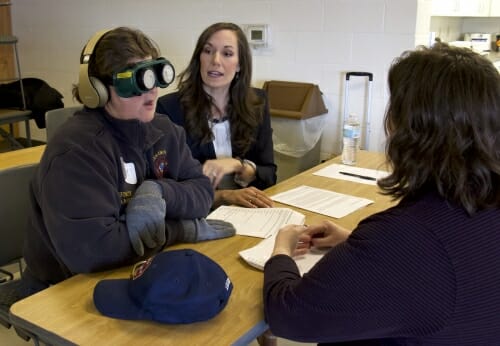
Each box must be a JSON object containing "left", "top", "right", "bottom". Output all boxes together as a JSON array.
[{"left": 157, "top": 22, "right": 276, "bottom": 209}]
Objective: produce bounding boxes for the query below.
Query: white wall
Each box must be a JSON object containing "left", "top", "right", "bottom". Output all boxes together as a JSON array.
[{"left": 11, "top": 0, "right": 425, "bottom": 159}]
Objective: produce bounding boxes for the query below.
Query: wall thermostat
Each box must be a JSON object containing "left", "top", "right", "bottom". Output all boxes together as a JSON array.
[{"left": 245, "top": 24, "right": 268, "bottom": 47}]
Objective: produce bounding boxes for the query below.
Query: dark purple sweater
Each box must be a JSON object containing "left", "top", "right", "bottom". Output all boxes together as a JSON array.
[{"left": 264, "top": 190, "right": 500, "bottom": 345}]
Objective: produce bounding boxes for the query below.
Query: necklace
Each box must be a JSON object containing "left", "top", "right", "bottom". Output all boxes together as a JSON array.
[{"left": 210, "top": 115, "right": 229, "bottom": 124}]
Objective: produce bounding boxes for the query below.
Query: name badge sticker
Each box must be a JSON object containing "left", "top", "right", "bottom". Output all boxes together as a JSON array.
[{"left": 120, "top": 157, "right": 138, "bottom": 185}]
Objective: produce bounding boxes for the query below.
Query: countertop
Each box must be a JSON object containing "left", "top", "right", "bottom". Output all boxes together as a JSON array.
[
  {"left": 483, "top": 52, "right": 500, "bottom": 72},
  {"left": 484, "top": 51, "right": 500, "bottom": 62}
]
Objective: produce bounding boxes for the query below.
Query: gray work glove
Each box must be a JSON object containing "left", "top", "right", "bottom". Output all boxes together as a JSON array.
[
  {"left": 164, "top": 218, "right": 236, "bottom": 245},
  {"left": 125, "top": 180, "right": 166, "bottom": 256}
]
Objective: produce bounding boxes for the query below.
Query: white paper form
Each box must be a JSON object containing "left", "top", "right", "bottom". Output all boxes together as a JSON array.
[
  {"left": 239, "top": 233, "right": 329, "bottom": 275},
  {"left": 313, "top": 163, "right": 390, "bottom": 185},
  {"left": 271, "top": 185, "right": 373, "bottom": 218},
  {"left": 207, "top": 206, "right": 305, "bottom": 238}
]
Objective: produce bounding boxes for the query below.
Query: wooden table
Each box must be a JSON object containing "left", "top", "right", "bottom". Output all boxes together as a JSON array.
[
  {"left": 0, "top": 144, "right": 45, "bottom": 170},
  {"left": 267, "top": 150, "right": 394, "bottom": 230},
  {"left": 10, "top": 150, "right": 395, "bottom": 346}
]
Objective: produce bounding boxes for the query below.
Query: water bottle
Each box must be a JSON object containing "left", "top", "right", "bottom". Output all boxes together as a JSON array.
[{"left": 341, "top": 113, "right": 360, "bottom": 165}]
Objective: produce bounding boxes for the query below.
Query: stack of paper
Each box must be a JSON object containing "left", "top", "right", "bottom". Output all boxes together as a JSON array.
[
  {"left": 210, "top": 181, "right": 375, "bottom": 274},
  {"left": 271, "top": 185, "right": 373, "bottom": 218},
  {"left": 208, "top": 205, "right": 325, "bottom": 274},
  {"left": 207, "top": 205, "right": 305, "bottom": 238},
  {"left": 239, "top": 234, "right": 328, "bottom": 275}
]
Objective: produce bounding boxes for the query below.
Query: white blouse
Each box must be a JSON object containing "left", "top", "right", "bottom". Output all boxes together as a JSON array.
[
  {"left": 210, "top": 119, "right": 240, "bottom": 189},
  {"left": 211, "top": 119, "right": 232, "bottom": 158}
]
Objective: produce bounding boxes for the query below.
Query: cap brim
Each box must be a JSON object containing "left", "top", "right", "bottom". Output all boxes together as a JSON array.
[{"left": 93, "top": 279, "right": 144, "bottom": 321}]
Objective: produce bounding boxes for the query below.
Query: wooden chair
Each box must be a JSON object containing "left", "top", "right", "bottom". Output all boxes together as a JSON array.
[
  {"left": 45, "top": 106, "right": 82, "bottom": 142},
  {"left": 0, "top": 163, "right": 39, "bottom": 344}
]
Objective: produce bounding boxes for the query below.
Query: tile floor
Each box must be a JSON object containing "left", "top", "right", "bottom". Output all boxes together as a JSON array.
[
  {"left": 1, "top": 326, "right": 33, "bottom": 346},
  {"left": 1, "top": 265, "right": 33, "bottom": 345}
]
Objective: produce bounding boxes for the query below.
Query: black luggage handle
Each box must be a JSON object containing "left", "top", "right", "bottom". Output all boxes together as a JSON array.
[
  {"left": 343, "top": 71, "right": 374, "bottom": 150},
  {"left": 346, "top": 72, "right": 373, "bottom": 81}
]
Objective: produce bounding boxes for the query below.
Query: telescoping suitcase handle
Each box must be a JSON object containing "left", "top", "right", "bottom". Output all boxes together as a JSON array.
[
  {"left": 343, "top": 71, "right": 373, "bottom": 150},
  {"left": 346, "top": 72, "right": 373, "bottom": 81}
]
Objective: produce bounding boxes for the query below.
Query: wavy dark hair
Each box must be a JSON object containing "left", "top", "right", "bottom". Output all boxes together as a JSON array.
[
  {"left": 73, "top": 27, "right": 160, "bottom": 102},
  {"left": 378, "top": 43, "right": 500, "bottom": 215},
  {"left": 177, "top": 22, "right": 264, "bottom": 155}
]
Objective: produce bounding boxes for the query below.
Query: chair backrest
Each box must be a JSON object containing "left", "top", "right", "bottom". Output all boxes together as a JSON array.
[
  {"left": 0, "top": 163, "right": 38, "bottom": 267},
  {"left": 45, "top": 106, "right": 82, "bottom": 142}
]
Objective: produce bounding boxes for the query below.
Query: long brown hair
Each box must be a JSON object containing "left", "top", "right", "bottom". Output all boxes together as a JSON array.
[
  {"left": 378, "top": 43, "right": 500, "bottom": 214},
  {"left": 177, "top": 22, "right": 264, "bottom": 155}
]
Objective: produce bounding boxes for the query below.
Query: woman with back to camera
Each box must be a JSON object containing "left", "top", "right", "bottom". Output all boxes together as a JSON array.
[
  {"left": 157, "top": 22, "right": 276, "bottom": 209},
  {"left": 263, "top": 43, "right": 500, "bottom": 345}
]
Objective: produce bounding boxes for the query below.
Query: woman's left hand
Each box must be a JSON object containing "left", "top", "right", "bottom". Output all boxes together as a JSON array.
[
  {"left": 219, "top": 186, "right": 273, "bottom": 208},
  {"left": 271, "top": 224, "right": 310, "bottom": 257}
]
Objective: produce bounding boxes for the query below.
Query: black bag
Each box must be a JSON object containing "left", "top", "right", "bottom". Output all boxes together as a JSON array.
[{"left": 0, "top": 78, "right": 64, "bottom": 129}]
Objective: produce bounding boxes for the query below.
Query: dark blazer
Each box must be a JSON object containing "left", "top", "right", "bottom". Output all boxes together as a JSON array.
[{"left": 156, "top": 88, "right": 277, "bottom": 190}]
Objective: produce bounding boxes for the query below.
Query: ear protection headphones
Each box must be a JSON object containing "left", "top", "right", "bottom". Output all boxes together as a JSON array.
[
  {"left": 78, "top": 29, "right": 176, "bottom": 108},
  {"left": 78, "top": 29, "right": 111, "bottom": 108}
]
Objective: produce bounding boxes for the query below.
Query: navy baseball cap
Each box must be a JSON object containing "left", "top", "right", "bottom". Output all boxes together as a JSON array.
[{"left": 93, "top": 249, "right": 233, "bottom": 324}]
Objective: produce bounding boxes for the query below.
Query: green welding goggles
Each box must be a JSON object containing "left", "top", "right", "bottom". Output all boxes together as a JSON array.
[{"left": 112, "top": 57, "right": 175, "bottom": 98}]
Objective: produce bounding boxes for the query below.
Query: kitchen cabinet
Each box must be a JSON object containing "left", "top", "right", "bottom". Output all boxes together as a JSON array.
[
  {"left": 490, "top": 0, "right": 500, "bottom": 16},
  {"left": 432, "top": 0, "right": 490, "bottom": 16}
]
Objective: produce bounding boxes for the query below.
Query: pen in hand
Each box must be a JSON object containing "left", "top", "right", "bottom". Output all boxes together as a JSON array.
[{"left": 339, "top": 171, "right": 377, "bottom": 181}]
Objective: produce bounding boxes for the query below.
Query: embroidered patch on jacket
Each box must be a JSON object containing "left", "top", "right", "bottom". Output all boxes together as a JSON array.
[
  {"left": 130, "top": 258, "right": 153, "bottom": 280},
  {"left": 153, "top": 150, "right": 168, "bottom": 178}
]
